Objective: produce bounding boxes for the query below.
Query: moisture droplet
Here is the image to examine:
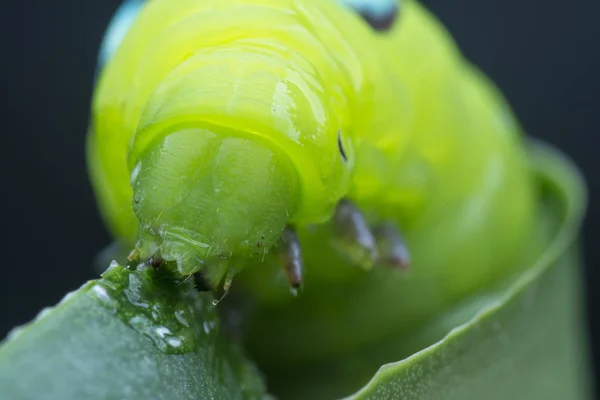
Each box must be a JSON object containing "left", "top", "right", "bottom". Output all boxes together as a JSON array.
[
  {"left": 155, "top": 326, "right": 171, "bottom": 338},
  {"left": 130, "top": 161, "right": 142, "bottom": 185},
  {"left": 174, "top": 311, "right": 190, "bottom": 327},
  {"left": 166, "top": 336, "right": 183, "bottom": 348},
  {"left": 92, "top": 284, "right": 118, "bottom": 308},
  {"left": 90, "top": 262, "right": 217, "bottom": 354},
  {"left": 203, "top": 320, "right": 216, "bottom": 335},
  {"left": 126, "top": 274, "right": 150, "bottom": 309}
]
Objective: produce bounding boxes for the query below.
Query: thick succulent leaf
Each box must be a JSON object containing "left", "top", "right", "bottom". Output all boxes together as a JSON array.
[
  {"left": 0, "top": 265, "right": 270, "bottom": 400},
  {"left": 347, "top": 246, "right": 591, "bottom": 400}
]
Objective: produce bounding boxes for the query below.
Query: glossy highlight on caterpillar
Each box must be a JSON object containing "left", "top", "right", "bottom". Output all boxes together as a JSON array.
[{"left": 88, "top": 0, "right": 538, "bottom": 298}]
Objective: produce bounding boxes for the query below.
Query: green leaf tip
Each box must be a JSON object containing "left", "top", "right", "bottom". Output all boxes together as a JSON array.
[{"left": 0, "top": 263, "right": 270, "bottom": 400}]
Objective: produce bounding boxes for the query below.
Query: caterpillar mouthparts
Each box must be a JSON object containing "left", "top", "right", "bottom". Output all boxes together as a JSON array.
[{"left": 127, "top": 198, "right": 411, "bottom": 301}]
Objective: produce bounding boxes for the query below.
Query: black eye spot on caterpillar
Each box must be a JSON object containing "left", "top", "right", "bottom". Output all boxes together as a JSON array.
[
  {"left": 342, "top": 0, "right": 400, "bottom": 32},
  {"left": 338, "top": 130, "right": 348, "bottom": 162}
]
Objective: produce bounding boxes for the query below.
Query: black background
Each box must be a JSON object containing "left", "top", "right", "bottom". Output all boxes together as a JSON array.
[{"left": 0, "top": 0, "right": 598, "bottom": 386}]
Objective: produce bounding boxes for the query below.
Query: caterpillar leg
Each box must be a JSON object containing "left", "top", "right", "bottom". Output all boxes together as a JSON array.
[
  {"left": 281, "top": 226, "right": 304, "bottom": 296},
  {"left": 127, "top": 246, "right": 140, "bottom": 263},
  {"left": 373, "top": 222, "right": 411, "bottom": 270},
  {"left": 121, "top": 203, "right": 409, "bottom": 299},
  {"left": 331, "top": 198, "right": 378, "bottom": 270},
  {"left": 331, "top": 198, "right": 411, "bottom": 271},
  {"left": 212, "top": 269, "right": 235, "bottom": 306}
]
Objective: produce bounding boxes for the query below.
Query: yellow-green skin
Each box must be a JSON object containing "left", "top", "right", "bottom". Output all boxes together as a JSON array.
[{"left": 88, "top": 0, "right": 537, "bottom": 304}]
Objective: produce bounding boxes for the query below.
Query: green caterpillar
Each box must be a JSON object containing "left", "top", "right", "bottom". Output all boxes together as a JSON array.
[{"left": 89, "top": 0, "right": 539, "bottom": 308}]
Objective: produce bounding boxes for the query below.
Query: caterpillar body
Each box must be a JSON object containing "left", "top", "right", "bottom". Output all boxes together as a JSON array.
[{"left": 88, "top": 0, "right": 539, "bottom": 308}]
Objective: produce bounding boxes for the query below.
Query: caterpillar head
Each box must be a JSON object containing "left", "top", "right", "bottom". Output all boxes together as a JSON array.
[
  {"left": 123, "top": 53, "right": 354, "bottom": 283},
  {"left": 130, "top": 129, "right": 297, "bottom": 278},
  {"left": 91, "top": 0, "right": 386, "bottom": 286}
]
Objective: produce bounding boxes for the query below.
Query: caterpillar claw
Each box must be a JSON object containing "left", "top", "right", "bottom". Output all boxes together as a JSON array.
[
  {"left": 212, "top": 269, "right": 236, "bottom": 306},
  {"left": 331, "top": 198, "right": 378, "bottom": 270},
  {"left": 127, "top": 246, "right": 141, "bottom": 263},
  {"left": 281, "top": 226, "right": 304, "bottom": 295},
  {"left": 373, "top": 222, "right": 411, "bottom": 270}
]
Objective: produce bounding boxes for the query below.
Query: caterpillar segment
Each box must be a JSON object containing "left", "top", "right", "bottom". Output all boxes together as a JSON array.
[{"left": 89, "top": 0, "right": 537, "bottom": 302}]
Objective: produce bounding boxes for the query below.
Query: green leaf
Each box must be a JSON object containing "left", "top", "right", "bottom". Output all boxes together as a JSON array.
[
  {"left": 346, "top": 247, "right": 591, "bottom": 400},
  {"left": 0, "top": 264, "right": 270, "bottom": 400},
  {"left": 343, "top": 141, "right": 593, "bottom": 400}
]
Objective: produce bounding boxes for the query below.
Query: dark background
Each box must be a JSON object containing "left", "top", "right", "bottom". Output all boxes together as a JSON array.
[{"left": 0, "top": 0, "right": 598, "bottom": 384}]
